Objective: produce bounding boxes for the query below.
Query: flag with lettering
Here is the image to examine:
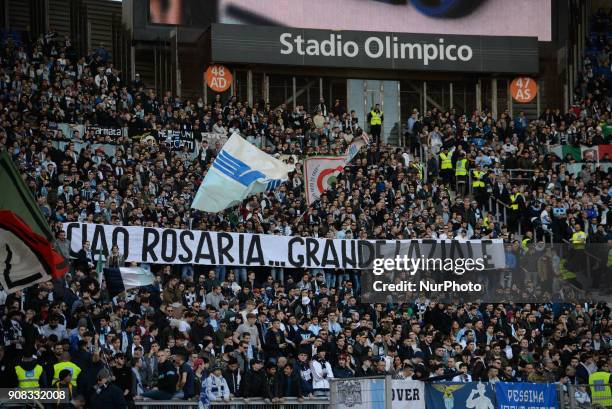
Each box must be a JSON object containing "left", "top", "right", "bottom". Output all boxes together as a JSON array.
[
  {"left": 392, "top": 379, "right": 425, "bottom": 409},
  {"left": 495, "top": 382, "right": 558, "bottom": 409}
]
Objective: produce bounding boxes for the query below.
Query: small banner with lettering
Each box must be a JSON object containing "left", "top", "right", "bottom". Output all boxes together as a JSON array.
[
  {"left": 155, "top": 129, "right": 197, "bottom": 152},
  {"left": 392, "top": 379, "right": 425, "bottom": 409},
  {"left": 495, "top": 382, "right": 558, "bottom": 409}
]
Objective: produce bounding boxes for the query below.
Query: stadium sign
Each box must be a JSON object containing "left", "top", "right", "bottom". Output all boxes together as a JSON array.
[
  {"left": 211, "top": 24, "right": 538, "bottom": 73},
  {"left": 63, "top": 222, "right": 505, "bottom": 270}
]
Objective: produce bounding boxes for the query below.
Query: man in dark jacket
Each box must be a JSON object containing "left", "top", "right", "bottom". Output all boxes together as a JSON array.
[
  {"left": 139, "top": 350, "right": 178, "bottom": 400},
  {"left": 111, "top": 353, "right": 132, "bottom": 402},
  {"left": 333, "top": 355, "right": 354, "bottom": 378},
  {"left": 223, "top": 358, "right": 241, "bottom": 397},
  {"left": 264, "top": 319, "right": 287, "bottom": 360},
  {"left": 274, "top": 362, "right": 303, "bottom": 399},
  {"left": 355, "top": 356, "right": 375, "bottom": 377},
  {"left": 239, "top": 359, "right": 269, "bottom": 398},
  {"left": 89, "top": 369, "right": 127, "bottom": 409}
]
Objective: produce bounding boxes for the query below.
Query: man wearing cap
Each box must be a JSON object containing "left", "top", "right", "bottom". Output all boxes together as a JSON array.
[
  {"left": 15, "top": 351, "right": 46, "bottom": 389},
  {"left": 222, "top": 357, "right": 241, "bottom": 397},
  {"left": 310, "top": 347, "right": 334, "bottom": 397}
]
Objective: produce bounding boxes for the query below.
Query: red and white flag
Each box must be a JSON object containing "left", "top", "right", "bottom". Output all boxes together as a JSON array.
[
  {"left": 304, "top": 156, "right": 347, "bottom": 205},
  {"left": 0, "top": 210, "right": 67, "bottom": 293}
]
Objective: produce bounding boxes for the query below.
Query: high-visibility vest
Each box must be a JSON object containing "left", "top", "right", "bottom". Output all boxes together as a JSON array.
[
  {"left": 483, "top": 218, "right": 491, "bottom": 230},
  {"left": 455, "top": 159, "right": 467, "bottom": 176},
  {"left": 510, "top": 193, "right": 522, "bottom": 211},
  {"left": 472, "top": 170, "right": 485, "bottom": 188},
  {"left": 15, "top": 364, "right": 43, "bottom": 389},
  {"left": 559, "top": 259, "right": 576, "bottom": 280},
  {"left": 589, "top": 371, "right": 612, "bottom": 407},
  {"left": 439, "top": 153, "right": 453, "bottom": 170},
  {"left": 607, "top": 249, "right": 612, "bottom": 267},
  {"left": 521, "top": 238, "right": 532, "bottom": 250},
  {"left": 571, "top": 231, "right": 587, "bottom": 249},
  {"left": 413, "top": 163, "right": 424, "bottom": 181},
  {"left": 370, "top": 110, "right": 383, "bottom": 126},
  {"left": 53, "top": 361, "right": 81, "bottom": 387}
]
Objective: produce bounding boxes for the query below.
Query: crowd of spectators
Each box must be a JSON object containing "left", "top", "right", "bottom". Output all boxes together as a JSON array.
[{"left": 0, "top": 19, "right": 611, "bottom": 409}]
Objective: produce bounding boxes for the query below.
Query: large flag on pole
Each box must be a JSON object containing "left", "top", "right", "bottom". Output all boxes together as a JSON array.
[
  {"left": 304, "top": 156, "right": 347, "bottom": 205},
  {"left": 103, "top": 267, "right": 155, "bottom": 297},
  {"left": 0, "top": 151, "right": 67, "bottom": 293},
  {"left": 191, "top": 133, "right": 290, "bottom": 212}
]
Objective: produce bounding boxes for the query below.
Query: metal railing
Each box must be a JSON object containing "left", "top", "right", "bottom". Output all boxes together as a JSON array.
[{"left": 134, "top": 397, "right": 330, "bottom": 409}]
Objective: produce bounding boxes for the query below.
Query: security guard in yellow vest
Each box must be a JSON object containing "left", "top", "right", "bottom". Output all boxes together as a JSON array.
[
  {"left": 510, "top": 191, "right": 523, "bottom": 211},
  {"left": 571, "top": 224, "right": 587, "bottom": 250},
  {"left": 53, "top": 352, "right": 81, "bottom": 387},
  {"left": 508, "top": 187, "right": 524, "bottom": 233},
  {"left": 455, "top": 154, "right": 468, "bottom": 195},
  {"left": 412, "top": 159, "right": 424, "bottom": 182},
  {"left": 589, "top": 361, "right": 612, "bottom": 407},
  {"left": 439, "top": 146, "right": 453, "bottom": 186},
  {"left": 368, "top": 104, "right": 384, "bottom": 144},
  {"left": 472, "top": 164, "right": 486, "bottom": 205},
  {"left": 15, "top": 353, "right": 45, "bottom": 389}
]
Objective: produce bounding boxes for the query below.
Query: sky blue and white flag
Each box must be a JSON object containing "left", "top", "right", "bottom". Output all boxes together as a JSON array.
[
  {"left": 191, "top": 134, "right": 290, "bottom": 212},
  {"left": 103, "top": 267, "right": 155, "bottom": 297}
]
